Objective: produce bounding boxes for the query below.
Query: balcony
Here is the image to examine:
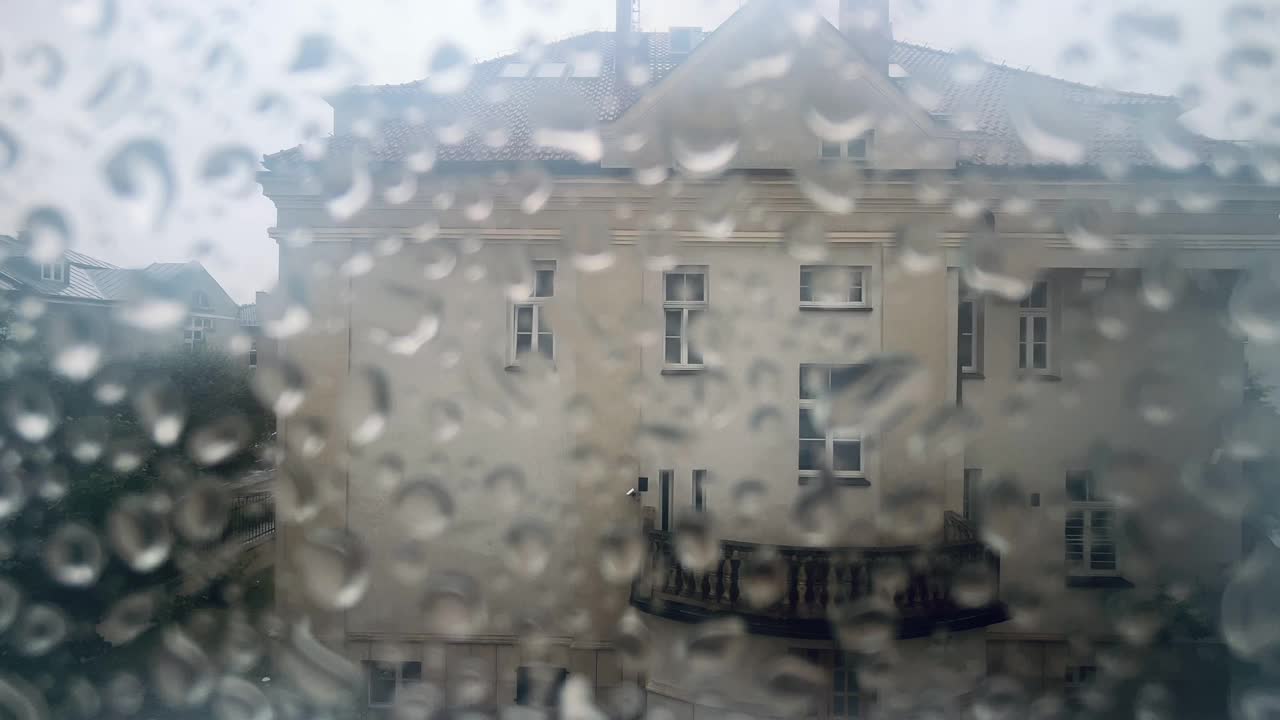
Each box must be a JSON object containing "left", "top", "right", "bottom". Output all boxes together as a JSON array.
[{"left": 630, "top": 512, "right": 1006, "bottom": 639}]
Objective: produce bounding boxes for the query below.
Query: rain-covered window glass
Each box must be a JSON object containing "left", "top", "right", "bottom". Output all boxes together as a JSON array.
[
  {"left": 1017, "top": 280, "right": 1051, "bottom": 370},
  {"left": 799, "top": 364, "right": 864, "bottom": 484},
  {"left": 692, "top": 468, "right": 707, "bottom": 512},
  {"left": 38, "top": 261, "right": 66, "bottom": 282},
  {"left": 958, "top": 290, "right": 982, "bottom": 373},
  {"left": 1065, "top": 470, "right": 1117, "bottom": 575},
  {"left": 664, "top": 267, "right": 707, "bottom": 367},
  {"left": 833, "top": 652, "right": 861, "bottom": 719},
  {"left": 513, "top": 261, "right": 555, "bottom": 361},
  {"left": 800, "top": 266, "right": 867, "bottom": 307}
]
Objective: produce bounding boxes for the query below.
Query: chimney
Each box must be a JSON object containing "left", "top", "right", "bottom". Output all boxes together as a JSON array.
[
  {"left": 840, "top": 0, "right": 893, "bottom": 74},
  {"left": 616, "top": 0, "right": 633, "bottom": 86}
]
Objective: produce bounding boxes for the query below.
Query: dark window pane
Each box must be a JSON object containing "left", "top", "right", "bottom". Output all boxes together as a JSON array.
[
  {"left": 1065, "top": 472, "right": 1089, "bottom": 501},
  {"left": 539, "top": 333, "right": 553, "bottom": 359},
  {"left": 369, "top": 663, "right": 397, "bottom": 705},
  {"left": 800, "top": 365, "right": 825, "bottom": 400},
  {"left": 665, "top": 337, "right": 682, "bottom": 364},
  {"left": 1033, "top": 316, "right": 1048, "bottom": 342},
  {"left": 821, "top": 141, "right": 840, "bottom": 158},
  {"left": 847, "top": 138, "right": 866, "bottom": 158},
  {"left": 1033, "top": 343, "right": 1047, "bottom": 369},
  {"left": 959, "top": 337, "right": 973, "bottom": 370},
  {"left": 800, "top": 283, "right": 813, "bottom": 302},
  {"left": 686, "top": 273, "right": 705, "bottom": 302},
  {"left": 1018, "top": 318, "right": 1027, "bottom": 342},
  {"left": 687, "top": 342, "right": 703, "bottom": 365},
  {"left": 959, "top": 302, "right": 973, "bottom": 333},
  {"left": 830, "top": 365, "right": 863, "bottom": 392},
  {"left": 799, "top": 439, "right": 824, "bottom": 471},
  {"left": 1022, "top": 281, "right": 1048, "bottom": 308},
  {"left": 401, "top": 662, "right": 423, "bottom": 683},
  {"left": 516, "top": 333, "right": 532, "bottom": 354},
  {"left": 516, "top": 305, "right": 533, "bottom": 332},
  {"left": 834, "top": 440, "right": 861, "bottom": 471},
  {"left": 665, "top": 309, "right": 681, "bottom": 336},
  {"left": 687, "top": 310, "right": 703, "bottom": 364},
  {"left": 665, "top": 273, "right": 683, "bottom": 301},
  {"left": 535, "top": 269, "right": 554, "bottom": 297},
  {"left": 799, "top": 409, "right": 820, "bottom": 439}
]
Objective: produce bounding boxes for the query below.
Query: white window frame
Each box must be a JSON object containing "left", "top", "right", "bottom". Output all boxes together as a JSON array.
[
  {"left": 819, "top": 134, "right": 871, "bottom": 162},
  {"left": 1017, "top": 280, "right": 1051, "bottom": 373},
  {"left": 248, "top": 339, "right": 258, "bottom": 369},
  {"left": 39, "top": 262, "right": 66, "bottom": 282},
  {"left": 799, "top": 365, "right": 864, "bottom": 485},
  {"left": 800, "top": 266, "right": 869, "bottom": 309},
  {"left": 184, "top": 316, "right": 214, "bottom": 351},
  {"left": 365, "top": 660, "right": 422, "bottom": 708},
  {"left": 958, "top": 290, "right": 983, "bottom": 374},
  {"left": 663, "top": 267, "right": 707, "bottom": 370},
  {"left": 192, "top": 290, "right": 210, "bottom": 309},
  {"left": 510, "top": 260, "right": 555, "bottom": 365},
  {"left": 1065, "top": 471, "right": 1117, "bottom": 576}
]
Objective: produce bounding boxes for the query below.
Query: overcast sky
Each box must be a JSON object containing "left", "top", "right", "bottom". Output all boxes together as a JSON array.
[{"left": 0, "top": 0, "right": 1269, "bottom": 303}]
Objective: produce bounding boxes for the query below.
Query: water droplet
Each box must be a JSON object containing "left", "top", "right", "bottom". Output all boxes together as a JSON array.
[
  {"left": 133, "top": 379, "right": 185, "bottom": 446},
  {"left": 251, "top": 360, "right": 307, "bottom": 417},
  {"left": 598, "top": 527, "right": 644, "bottom": 584},
  {"left": 421, "top": 571, "right": 486, "bottom": 638},
  {"left": 739, "top": 549, "right": 785, "bottom": 608},
  {"left": 529, "top": 91, "right": 602, "bottom": 163},
  {"left": 511, "top": 164, "right": 552, "bottom": 214},
  {"left": 4, "top": 379, "right": 58, "bottom": 443},
  {"left": 673, "top": 511, "right": 717, "bottom": 572},
  {"left": 212, "top": 676, "right": 273, "bottom": 720},
  {"left": 151, "top": 626, "right": 216, "bottom": 707},
  {"left": 92, "top": 364, "right": 132, "bottom": 405},
  {"left": 682, "top": 616, "right": 746, "bottom": 674},
  {"left": 566, "top": 216, "right": 615, "bottom": 272},
  {"left": 503, "top": 518, "right": 553, "bottom": 578},
  {"left": 107, "top": 493, "right": 173, "bottom": 573},
  {"left": 104, "top": 673, "right": 145, "bottom": 716},
  {"left": 297, "top": 527, "right": 370, "bottom": 610},
  {"left": 0, "top": 126, "right": 20, "bottom": 174},
  {"left": 173, "top": 479, "right": 230, "bottom": 543},
  {"left": 962, "top": 221, "right": 1041, "bottom": 301},
  {"left": 762, "top": 654, "right": 826, "bottom": 708},
  {"left": 671, "top": 125, "right": 739, "bottom": 177},
  {"left": 952, "top": 561, "right": 996, "bottom": 608},
  {"left": 1221, "top": 545, "right": 1280, "bottom": 661},
  {"left": 13, "top": 603, "right": 67, "bottom": 656},
  {"left": 785, "top": 216, "right": 828, "bottom": 263},
  {"left": 425, "top": 43, "right": 472, "bottom": 94},
  {"left": 97, "top": 590, "right": 158, "bottom": 645},
  {"left": 1059, "top": 202, "right": 1112, "bottom": 253},
  {"left": 1006, "top": 80, "right": 1087, "bottom": 164},
  {"left": 821, "top": 355, "right": 926, "bottom": 437},
  {"left": 909, "top": 405, "right": 981, "bottom": 459},
  {"left": 348, "top": 366, "right": 390, "bottom": 446},
  {"left": 1181, "top": 457, "right": 1254, "bottom": 519},
  {"left": 1230, "top": 268, "right": 1280, "bottom": 344},
  {"left": 1140, "top": 245, "right": 1186, "bottom": 311},
  {"left": 186, "top": 414, "right": 251, "bottom": 467},
  {"left": 325, "top": 159, "right": 372, "bottom": 221},
  {"left": 830, "top": 597, "right": 897, "bottom": 654},
  {"left": 795, "top": 161, "right": 863, "bottom": 214},
  {"left": 1241, "top": 687, "right": 1280, "bottom": 720},
  {"left": 201, "top": 146, "right": 258, "bottom": 198},
  {"left": 103, "top": 139, "right": 175, "bottom": 229},
  {"left": 0, "top": 674, "right": 48, "bottom": 720},
  {"left": 0, "top": 578, "right": 18, "bottom": 635},
  {"left": 614, "top": 609, "right": 652, "bottom": 669},
  {"left": 44, "top": 521, "right": 104, "bottom": 587},
  {"left": 1111, "top": 11, "right": 1181, "bottom": 58},
  {"left": 805, "top": 85, "right": 876, "bottom": 143},
  {"left": 895, "top": 221, "right": 942, "bottom": 275},
  {"left": 1131, "top": 371, "right": 1180, "bottom": 425},
  {"left": 428, "top": 399, "right": 462, "bottom": 442},
  {"left": 395, "top": 478, "right": 455, "bottom": 539}
]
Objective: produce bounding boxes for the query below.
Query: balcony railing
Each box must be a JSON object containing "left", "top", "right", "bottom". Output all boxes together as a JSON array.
[
  {"left": 226, "top": 471, "right": 275, "bottom": 548},
  {"left": 631, "top": 512, "right": 1006, "bottom": 639}
]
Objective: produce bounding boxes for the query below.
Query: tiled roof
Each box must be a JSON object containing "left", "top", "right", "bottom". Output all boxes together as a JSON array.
[
  {"left": 238, "top": 303, "right": 259, "bottom": 327},
  {"left": 263, "top": 20, "right": 1222, "bottom": 174}
]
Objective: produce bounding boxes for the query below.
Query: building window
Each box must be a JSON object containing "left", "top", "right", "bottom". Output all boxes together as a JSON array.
[
  {"left": 191, "top": 290, "right": 210, "bottom": 309},
  {"left": 659, "top": 469, "right": 673, "bottom": 532},
  {"left": 800, "top": 266, "right": 868, "bottom": 308},
  {"left": 512, "top": 261, "right": 555, "bottom": 362},
  {"left": 820, "top": 134, "right": 871, "bottom": 162},
  {"left": 692, "top": 469, "right": 707, "bottom": 512},
  {"left": 799, "top": 365, "right": 865, "bottom": 485},
  {"left": 1018, "top": 280, "right": 1050, "bottom": 371},
  {"left": 663, "top": 268, "right": 707, "bottom": 369},
  {"left": 184, "top": 316, "right": 214, "bottom": 351},
  {"left": 365, "top": 660, "right": 422, "bottom": 707},
  {"left": 1065, "top": 471, "right": 1116, "bottom": 575},
  {"left": 959, "top": 290, "right": 983, "bottom": 374},
  {"left": 833, "top": 653, "right": 861, "bottom": 719},
  {"left": 248, "top": 340, "right": 258, "bottom": 369},
  {"left": 963, "top": 468, "right": 981, "bottom": 521},
  {"left": 39, "top": 262, "right": 66, "bottom": 282},
  {"left": 1064, "top": 665, "right": 1096, "bottom": 708}
]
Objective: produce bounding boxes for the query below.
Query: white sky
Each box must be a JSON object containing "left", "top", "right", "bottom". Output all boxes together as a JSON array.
[{"left": 0, "top": 0, "right": 1272, "bottom": 303}]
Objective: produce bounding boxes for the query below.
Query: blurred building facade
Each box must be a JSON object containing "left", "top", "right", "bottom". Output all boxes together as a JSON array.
[{"left": 259, "top": 0, "right": 1279, "bottom": 717}]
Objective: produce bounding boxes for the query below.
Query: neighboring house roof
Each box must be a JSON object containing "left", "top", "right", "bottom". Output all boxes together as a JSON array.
[
  {"left": 238, "top": 303, "right": 259, "bottom": 327},
  {"left": 262, "top": 15, "right": 1220, "bottom": 174},
  {"left": 0, "top": 238, "right": 237, "bottom": 309}
]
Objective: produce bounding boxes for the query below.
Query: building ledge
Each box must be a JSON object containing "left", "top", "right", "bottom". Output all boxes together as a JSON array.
[
  {"left": 661, "top": 367, "right": 705, "bottom": 376},
  {"left": 1067, "top": 575, "right": 1134, "bottom": 589},
  {"left": 961, "top": 371, "right": 985, "bottom": 380},
  {"left": 798, "top": 305, "right": 874, "bottom": 313},
  {"left": 798, "top": 476, "right": 871, "bottom": 487}
]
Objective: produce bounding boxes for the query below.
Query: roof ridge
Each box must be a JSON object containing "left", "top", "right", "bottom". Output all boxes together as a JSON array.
[{"left": 892, "top": 38, "right": 1178, "bottom": 103}]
